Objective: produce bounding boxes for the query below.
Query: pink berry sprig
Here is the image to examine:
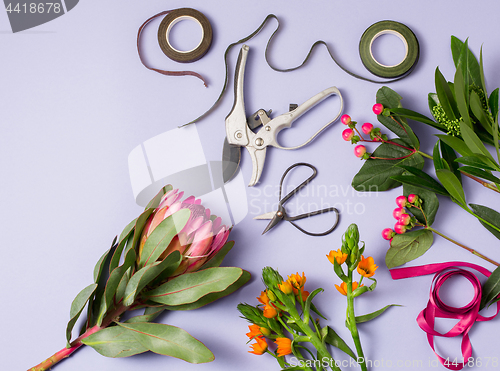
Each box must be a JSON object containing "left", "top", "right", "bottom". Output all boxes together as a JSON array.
[
  {"left": 381, "top": 194, "right": 422, "bottom": 241},
  {"left": 372, "top": 103, "right": 391, "bottom": 117},
  {"left": 341, "top": 114, "right": 389, "bottom": 160}
]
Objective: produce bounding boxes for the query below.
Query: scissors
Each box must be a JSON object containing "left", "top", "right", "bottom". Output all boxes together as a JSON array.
[
  {"left": 223, "top": 44, "right": 344, "bottom": 186},
  {"left": 253, "top": 163, "right": 340, "bottom": 236}
]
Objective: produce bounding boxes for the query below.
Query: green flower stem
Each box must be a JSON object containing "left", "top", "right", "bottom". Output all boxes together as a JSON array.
[
  {"left": 459, "top": 170, "right": 500, "bottom": 193},
  {"left": 347, "top": 274, "right": 367, "bottom": 371},
  {"left": 417, "top": 150, "right": 433, "bottom": 160},
  {"left": 426, "top": 226, "right": 499, "bottom": 266},
  {"left": 286, "top": 305, "right": 342, "bottom": 371},
  {"left": 28, "top": 304, "right": 129, "bottom": 371}
]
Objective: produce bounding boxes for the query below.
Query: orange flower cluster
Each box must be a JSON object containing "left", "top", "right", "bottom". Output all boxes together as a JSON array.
[
  {"left": 279, "top": 272, "right": 310, "bottom": 301},
  {"left": 257, "top": 290, "right": 279, "bottom": 319}
]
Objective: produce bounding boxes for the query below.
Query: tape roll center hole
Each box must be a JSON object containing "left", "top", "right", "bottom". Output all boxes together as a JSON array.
[
  {"left": 370, "top": 31, "right": 408, "bottom": 68},
  {"left": 438, "top": 275, "right": 475, "bottom": 308},
  {"left": 166, "top": 16, "right": 204, "bottom": 54}
]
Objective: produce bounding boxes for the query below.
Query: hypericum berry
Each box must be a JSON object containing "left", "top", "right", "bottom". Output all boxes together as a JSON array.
[
  {"left": 399, "top": 214, "right": 411, "bottom": 226},
  {"left": 393, "top": 207, "right": 405, "bottom": 220},
  {"left": 395, "top": 195, "right": 408, "bottom": 207},
  {"left": 394, "top": 223, "right": 407, "bottom": 234},
  {"left": 373, "top": 103, "right": 384, "bottom": 115},
  {"left": 382, "top": 228, "right": 395, "bottom": 240},
  {"left": 408, "top": 194, "right": 418, "bottom": 204},
  {"left": 361, "top": 123, "right": 373, "bottom": 134},
  {"left": 342, "top": 128, "right": 354, "bottom": 141},
  {"left": 341, "top": 114, "right": 351, "bottom": 125},
  {"left": 354, "top": 145, "right": 367, "bottom": 158}
]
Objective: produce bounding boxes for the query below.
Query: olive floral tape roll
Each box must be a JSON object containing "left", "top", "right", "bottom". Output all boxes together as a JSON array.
[
  {"left": 359, "top": 20, "right": 419, "bottom": 78},
  {"left": 157, "top": 8, "right": 213, "bottom": 63}
]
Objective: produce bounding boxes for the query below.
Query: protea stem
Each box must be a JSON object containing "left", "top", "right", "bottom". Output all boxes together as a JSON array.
[{"left": 28, "top": 304, "right": 128, "bottom": 371}]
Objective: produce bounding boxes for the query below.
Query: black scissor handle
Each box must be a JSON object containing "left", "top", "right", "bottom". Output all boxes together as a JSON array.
[
  {"left": 278, "top": 163, "right": 317, "bottom": 205},
  {"left": 278, "top": 162, "right": 340, "bottom": 236}
]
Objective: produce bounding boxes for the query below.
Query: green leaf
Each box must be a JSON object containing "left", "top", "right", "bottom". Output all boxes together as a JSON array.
[
  {"left": 450, "top": 36, "right": 462, "bottom": 67},
  {"left": 460, "top": 121, "right": 496, "bottom": 162},
  {"left": 436, "top": 169, "right": 466, "bottom": 206},
  {"left": 201, "top": 241, "right": 234, "bottom": 269},
  {"left": 97, "top": 248, "right": 136, "bottom": 326},
  {"left": 489, "top": 88, "right": 499, "bottom": 122},
  {"left": 470, "top": 90, "right": 493, "bottom": 135},
  {"left": 386, "top": 229, "right": 434, "bottom": 268},
  {"left": 164, "top": 270, "right": 251, "bottom": 311},
  {"left": 396, "top": 165, "right": 449, "bottom": 196},
  {"left": 352, "top": 140, "right": 424, "bottom": 192},
  {"left": 123, "top": 251, "right": 182, "bottom": 306},
  {"left": 451, "top": 36, "right": 482, "bottom": 90},
  {"left": 435, "top": 67, "right": 459, "bottom": 121},
  {"left": 118, "top": 218, "right": 137, "bottom": 246},
  {"left": 94, "top": 243, "right": 115, "bottom": 283},
  {"left": 145, "top": 267, "right": 244, "bottom": 306},
  {"left": 458, "top": 40, "right": 470, "bottom": 107},
  {"left": 480, "top": 266, "right": 500, "bottom": 309},
  {"left": 352, "top": 277, "right": 376, "bottom": 297},
  {"left": 66, "top": 283, "right": 98, "bottom": 345},
  {"left": 82, "top": 326, "right": 148, "bottom": 358},
  {"left": 454, "top": 66, "right": 472, "bottom": 127},
  {"left": 390, "top": 107, "right": 443, "bottom": 129},
  {"left": 355, "top": 304, "right": 401, "bottom": 323},
  {"left": 324, "top": 326, "right": 356, "bottom": 359},
  {"left": 303, "top": 288, "right": 323, "bottom": 325},
  {"left": 403, "top": 184, "right": 439, "bottom": 226},
  {"left": 375, "top": 87, "right": 413, "bottom": 143},
  {"left": 436, "top": 135, "right": 473, "bottom": 157},
  {"left": 138, "top": 209, "right": 191, "bottom": 269},
  {"left": 456, "top": 155, "right": 499, "bottom": 171},
  {"left": 470, "top": 204, "right": 500, "bottom": 240},
  {"left": 433, "top": 141, "right": 445, "bottom": 171},
  {"left": 115, "top": 322, "right": 214, "bottom": 363},
  {"left": 126, "top": 307, "right": 165, "bottom": 323},
  {"left": 440, "top": 140, "right": 462, "bottom": 183}
]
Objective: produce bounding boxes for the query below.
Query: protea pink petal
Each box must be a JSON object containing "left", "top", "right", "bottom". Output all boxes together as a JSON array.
[
  {"left": 195, "top": 198, "right": 202, "bottom": 205},
  {"left": 163, "top": 201, "right": 182, "bottom": 220},
  {"left": 158, "top": 189, "right": 178, "bottom": 209},
  {"left": 147, "top": 207, "right": 168, "bottom": 237},
  {"left": 209, "top": 227, "right": 230, "bottom": 255},
  {"left": 185, "top": 257, "right": 209, "bottom": 273},
  {"left": 182, "top": 216, "right": 204, "bottom": 236},
  {"left": 183, "top": 195, "right": 196, "bottom": 204},
  {"left": 212, "top": 217, "right": 222, "bottom": 234},
  {"left": 185, "top": 220, "right": 214, "bottom": 257}
]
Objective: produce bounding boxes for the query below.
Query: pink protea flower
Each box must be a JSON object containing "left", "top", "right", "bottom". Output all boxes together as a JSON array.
[
  {"left": 138, "top": 189, "right": 230, "bottom": 276},
  {"left": 395, "top": 195, "right": 408, "bottom": 207},
  {"left": 372, "top": 103, "right": 384, "bottom": 115},
  {"left": 342, "top": 128, "right": 354, "bottom": 141},
  {"left": 341, "top": 114, "right": 351, "bottom": 125},
  {"left": 382, "top": 228, "right": 395, "bottom": 240},
  {"left": 393, "top": 207, "right": 405, "bottom": 220},
  {"left": 354, "top": 145, "right": 366, "bottom": 158},
  {"left": 361, "top": 123, "right": 373, "bottom": 134}
]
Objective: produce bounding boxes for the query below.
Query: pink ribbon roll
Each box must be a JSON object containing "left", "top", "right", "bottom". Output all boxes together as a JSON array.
[{"left": 390, "top": 262, "right": 500, "bottom": 370}]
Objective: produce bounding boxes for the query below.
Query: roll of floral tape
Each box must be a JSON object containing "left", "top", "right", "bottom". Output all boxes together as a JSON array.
[
  {"left": 157, "top": 8, "right": 213, "bottom": 63},
  {"left": 359, "top": 20, "right": 419, "bottom": 78}
]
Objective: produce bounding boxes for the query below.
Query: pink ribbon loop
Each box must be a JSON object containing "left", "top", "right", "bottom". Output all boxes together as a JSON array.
[{"left": 391, "top": 262, "right": 500, "bottom": 370}]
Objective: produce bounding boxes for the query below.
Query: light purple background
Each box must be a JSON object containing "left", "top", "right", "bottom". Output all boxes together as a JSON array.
[{"left": 2, "top": 1, "right": 500, "bottom": 370}]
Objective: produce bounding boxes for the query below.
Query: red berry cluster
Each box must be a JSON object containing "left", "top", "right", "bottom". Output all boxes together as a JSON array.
[
  {"left": 340, "top": 105, "right": 389, "bottom": 160},
  {"left": 381, "top": 194, "right": 420, "bottom": 241}
]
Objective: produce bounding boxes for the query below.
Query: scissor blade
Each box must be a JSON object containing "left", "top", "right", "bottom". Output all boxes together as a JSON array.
[
  {"left": 222, "top": 137, "right": 241, "bottom": 184},
  {"left": 262, "top": 213, "right": 283, "bottom": 235},
  {"left": 253, "top": 211, "right": 276, "bottom": 220}
]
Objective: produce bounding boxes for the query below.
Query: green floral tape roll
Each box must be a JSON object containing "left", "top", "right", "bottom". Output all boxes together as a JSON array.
[{"left": 359, "top": 20, "right": 419, "bottom": 78}]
